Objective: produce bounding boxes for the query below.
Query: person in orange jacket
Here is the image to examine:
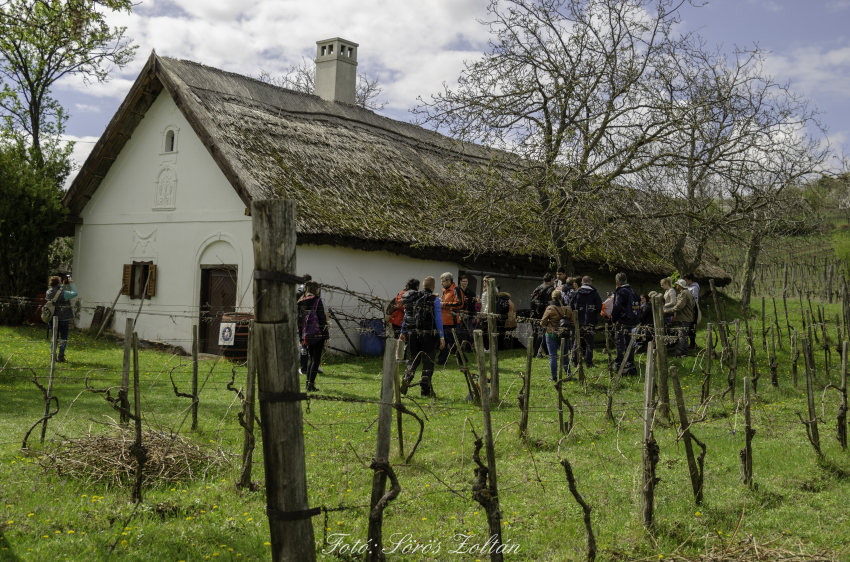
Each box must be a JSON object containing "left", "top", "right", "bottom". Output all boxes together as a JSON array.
[{"left": 437, "top": 272, "right": 467, "bottom": 365}]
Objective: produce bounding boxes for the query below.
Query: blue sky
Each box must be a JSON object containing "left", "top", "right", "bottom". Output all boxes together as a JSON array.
[{"left": 56, "top": 0, "right": 850, "bottom": 177}]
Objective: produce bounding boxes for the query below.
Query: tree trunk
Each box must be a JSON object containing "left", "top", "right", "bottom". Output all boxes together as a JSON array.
[{"left": 739, "top": 231, "right": 763, "bottom": 310}]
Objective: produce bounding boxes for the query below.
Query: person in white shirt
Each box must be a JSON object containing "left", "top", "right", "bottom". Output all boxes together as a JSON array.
[{"left": 684, "top": 273, "right": 700, "bottom": 349}]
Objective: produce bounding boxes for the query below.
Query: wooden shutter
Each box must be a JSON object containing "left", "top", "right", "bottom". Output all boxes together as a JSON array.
[
  {"left": 122, "top": 265, "right": 132, "bottom": 295},
  {"left": 146, "top": 264, "right": 157, "bottom": 297}
]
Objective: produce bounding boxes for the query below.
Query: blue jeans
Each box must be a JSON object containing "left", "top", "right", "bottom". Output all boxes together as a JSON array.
[
  {"left": 545, "top": 336, "right": 560, "bottom": 380},
  {"left": 614, "top": 323, "right": 637, "bottom": 370},
  {"left": 49, "top": 320, "right": 70, "bottom": 358}
]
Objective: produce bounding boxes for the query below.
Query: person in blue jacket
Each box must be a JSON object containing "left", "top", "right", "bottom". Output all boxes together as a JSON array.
[
  {"left": 610, "top": 272, "right": 640, "bottom": 375},
  {"left": 571, "top": 276, "right": 602, "bottom": 368},
  {"left": 45, "top": 275, "right": 78, "bottom": 363},
  {"left": 399, "top": 276, "right": 445, "bottom": 397}
]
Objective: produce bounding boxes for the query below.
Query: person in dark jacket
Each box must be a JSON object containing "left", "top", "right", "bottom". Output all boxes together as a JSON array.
[
  {"left": 297, "top": 281, "right": 329, "bottom": 391},
  {"left": 400, "top": 277, "right": 445, "bottom": 397},
  {"left": 458, "top": 274, "right": 477, "bottom": 352},
  {"left": 572, "top": 276, "right": 602, "bottom": 367},
  {"left": 610, "top": 272, "right": 639, "bottom": 375},
  {"left": 45, "top": 275, "right": 78, "bottom": 362},
  {"left": 531, "top": 273, "right": 555, "bottom": 357}
]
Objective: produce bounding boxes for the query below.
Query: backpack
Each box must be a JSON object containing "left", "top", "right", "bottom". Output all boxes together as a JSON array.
[
  {"left": 301, "top": 297, "right": 322, "bottom": 345},
  {"left": 530, "top": 285, "right": 552, "bottom": 315},
  {"left": 41, "top": 288, "right": 63, "bottom": 324},
  {"left": 621, "top": 288, "right": 640, "bottom": 321},
  {"left": 402, "top": 290, "right": 435, "bottom": 331},
  {"left": 386, "top": 291, "right": 405, "bottom": 326}
]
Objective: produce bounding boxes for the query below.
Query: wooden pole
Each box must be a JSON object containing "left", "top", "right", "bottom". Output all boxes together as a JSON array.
[
  {"left": 772, "top": 298, "right": 782, "bottom": 351},
  {"left": 837, "top": 341, "right": 848, "bottom": 451},
  {"left": 641, "top": 341, "right": 658, "bottom": 527},
  {"left": 41, "top": 316, "right": 58, "bottom": 442},
  {"left": 94, "top": 284, "right": 124, "bottom": 341},
  {"left": 191, "top": 324, "right": 199, "bottom": 431},
  {"left": 519, "top": 335, "right": 533, "bottom": 439},
  {"left": 709, "top": 280, "right": 730, "bottom": 360},
  {"left": 728, "top": 320, "right": 741, "bottom": 401},
  {"left": 701, "top": 324, "right": 712, "bottom": 403},
  {"left": 251, "top": 199, "right": 316, "bottom": 562},
  {"left": 671, "top": 366, "right": 703, "bottom": 504},
  {"left": 801, "top": 337, "right": 822, "bottom": 457},
  {"left": 487, "top": 278, "right": 499, "bottom": 401},
  {"left": 473, "top": 330, "right": 503, "bottom": 560},
  {"left": 239, "top": 321, "right": 257, "bottom": 490},
  {"left": 120, "top": 317, "right": 132, "bottom": 426},
  {"left": 762, "top": 297, "right": 767, "bottom": 352},
  {"left": 770, "top": 325, "right": 778, "bottom": 387},
  {"left": 130, "top": 332, "right": 146, "bottom": 503},
  {"left": 741, "top": 377, "right": 754, "bottom": 487},
  {"left": 394, "top": 341, "right": 405, "bottom": 460},
  {"left": 365, "top": 337, "right": 400, "bottom": 562},
  {"left": 132, "top": 269, "right": 152, "bottom": 329},
  {"left": 792, "top": 329, "right": 799, "bottom": 387},
  {"left": 573, "top": 305, "right": 585, "bottom": 384},
  {"left": 650, "top": 295, "right": 670, "bottom": 419}
]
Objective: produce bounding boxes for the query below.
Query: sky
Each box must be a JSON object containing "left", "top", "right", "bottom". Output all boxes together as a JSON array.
[{"left": 56, "top": 0, "right": 850, "bottom": 181}]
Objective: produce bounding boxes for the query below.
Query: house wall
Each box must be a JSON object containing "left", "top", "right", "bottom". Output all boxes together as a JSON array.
[{"left": 72, "top": 90, "right": 457, "bottom": 353}]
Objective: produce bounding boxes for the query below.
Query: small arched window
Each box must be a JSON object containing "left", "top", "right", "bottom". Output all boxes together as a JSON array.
[{"left": 165, "top": 130, "right": 175, "bottom": 152}]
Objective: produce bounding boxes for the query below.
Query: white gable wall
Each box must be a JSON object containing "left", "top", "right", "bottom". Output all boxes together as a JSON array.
[{"left": 72, "top": 90, "right": 458, "bottom": 353}]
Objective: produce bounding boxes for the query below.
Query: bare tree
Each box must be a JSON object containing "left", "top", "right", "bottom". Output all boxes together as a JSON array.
[
  {"left": 257, "top": 56, "right": 387, "bottom": 111},
  {"left": 414, "top": 0, "right": 702, "bottom": 270}
]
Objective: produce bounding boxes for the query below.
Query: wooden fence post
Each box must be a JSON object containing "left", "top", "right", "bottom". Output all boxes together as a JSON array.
[
  {"left": 473, "top": 330, "right": 504, "bottom": 561},
  {"left": 800, "top": 337, "right": 822, "bottom": 457},
  {"left": 740, "top": 377, "right": 754, "bottom": 487},
  {"left": 770, "top": 325, "right": 778, "bottom": 387},
  {"left": 487, "top": 278, "right": 499, "bottom": 401},
  {"left": 650, "top": 295, "right": 670, "bottom": 419},
  {"left": 251, "top": 199, "right": 316, "bottom": 562},
  {"left": 709, "top": 280, "right": 730, "bottom": 359},
  {"left": 365, "top": 337, "right": 400, "bottom": 562},
  {"left": 641, "top": 342, "right": 659, "bottom": 527},
  {"left": 238, "top": 321, "right": 257, "bottom": 490},
  {"left": 762, "top": 297, "right": 767, "bottom": 352},
  {"left": 192, "top": 324, "right": 199, "bottom": 431},
  {"left": 519, "top": 336, "right": 533, "bottom": 439},
  {"left": 41, "top": 316, "right": 58, "bottom": 443},
  {"left": 671, "top": 366, "right": 705, "bottom": 504},
  {"left": 701, "top": 324, "right": 712, "bottom": 403},
  {"left": 120, "top": 317, "right": 132, "bottom": 426},
  {"left": 837, "top": 341, "right": 848, "bottom": 451},
  {"left": 130, "top": 333, "right": 147, "bottom": 503},
  {"left": 394, "top": 341, "right": 405, "bottom": 460},
  {"left": 94, "top": 284, "right": 124, "bottom": 341},
  {"left": 792, "top": 329, "right": 799, "bottom": 387}
]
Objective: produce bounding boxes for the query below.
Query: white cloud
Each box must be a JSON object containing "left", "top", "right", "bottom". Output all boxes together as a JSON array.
[
  {"left": 55, "top": 0, "right": 494, "bottom": 121},
  {"left": 764, "top": 41, "right": 850, "bottom": 99},
  {"left": 746, "top": 0, "right": 784, "bottom": 12},
  {"left": 74, "top": 103, "right": 101, "bottom": 113}
]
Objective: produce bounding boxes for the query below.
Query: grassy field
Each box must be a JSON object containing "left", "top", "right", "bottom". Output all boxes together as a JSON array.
[{"left": 1, "top": 291, "right": 849, "bottom": 561}]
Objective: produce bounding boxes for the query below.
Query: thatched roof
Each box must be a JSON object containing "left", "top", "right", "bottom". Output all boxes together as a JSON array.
[{"left": 62, "top": 51, "right": 730, "bottom": 283}]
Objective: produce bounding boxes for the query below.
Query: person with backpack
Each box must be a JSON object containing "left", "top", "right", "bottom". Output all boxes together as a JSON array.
[
  {"left": 611, "top": 272, "right": 640, "bottom": 375},
  {"left": 399, "top": 276, "right": 445, "bottom": 397},
  {"left": 386, "top": 280, "right": 415, "bottom": 361},
  {"left": 664, "top": 279, "right": 696, "bottom": 357},
  {"left": 296, "top": 274, "right": 326, "bottom": 375},
  {"left": 540, "top": 290, "right": 572, "bottom": 381},
  {"left": 494, "top": 288, "right": 517, "bottom": 350},
  {"left": 297, "top": 281, "right": 329, "bottom": 391},
  {"left": 44, "top": 275, "right": 78, "bottom": 363},
  {"left": 437, "top": 273, "right": 466, "bottom": 366},
  {"left": 530, "top": 273, "right": 556, "bottom": 357},
  {"left": 572, "top": 276, "right": 603, "bottom": 368},
  {"left": 458, "top": 274, "right": 477, "bottom": 352}
]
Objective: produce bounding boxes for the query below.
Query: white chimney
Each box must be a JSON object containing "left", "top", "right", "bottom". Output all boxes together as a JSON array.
[{"left": 315, "top": 38, "right": 358, "bottom": 104}]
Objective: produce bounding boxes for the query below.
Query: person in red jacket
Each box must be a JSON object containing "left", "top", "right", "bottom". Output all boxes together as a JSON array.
[
  {"left": 386, "top": 279, "right": 416, "bottom": 361},
  {"left": 437, "top": 272, "right": 467, "bottom": 365}
]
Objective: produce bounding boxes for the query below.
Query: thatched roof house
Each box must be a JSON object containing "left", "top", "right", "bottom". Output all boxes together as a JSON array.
[{"left": 62, "top": 46, "right": 728, "bottom": 352}]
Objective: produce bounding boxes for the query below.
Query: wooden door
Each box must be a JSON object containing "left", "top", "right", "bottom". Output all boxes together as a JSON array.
[{"left": 199, "top": 268, "right": 237, "bottom": 354}]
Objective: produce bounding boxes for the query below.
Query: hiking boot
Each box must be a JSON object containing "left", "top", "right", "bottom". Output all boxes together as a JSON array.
[{"left": 57, "top": 356, "right": 67, "bottom": 363}]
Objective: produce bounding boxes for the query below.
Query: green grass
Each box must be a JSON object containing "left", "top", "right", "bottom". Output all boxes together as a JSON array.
[{"left": 1, "top": 294, "right": 849, "bottom": 561}]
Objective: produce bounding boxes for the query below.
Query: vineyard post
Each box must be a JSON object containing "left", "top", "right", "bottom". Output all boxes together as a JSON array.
[
  {"left": 473, "top": 329, "right": 504, "bottom": 560},
  {"left": 801, "top": 337, "right": 822, "bottom": 457},
  {"left": 770, "top": 325, "right": 778, "bottom": 388},
  {"left": 365, "top": 337, "right": 400, "bottom": 562},
  {"left": 783, "top": 285, "right": 792, "bottom": 347},
  {"left": 519, "top": 335, "right": 533, "bottom": 439},
  {"left": 741, "top": 377, "right": 754, "bottom": 487},
  {"left": 394, "top": 341, "right": 405, "bottom": 460},
  {"left": 573, "top": 302, "right": 585, "bottom": 385},
  {"left": 238, "top": 321, "right": 257, "bottom": 490},
  {"left": 130, "top": 333, "right": 147, "bottom": 503},
  {"left": 837, "top": 341, "right": 848, "bottom": 451},
  {"left": 792, "top": 330, "right": 799, "bottom": 387},
  {"left": 828, "top": 264, "right": 834, "bottom": 304},
  {"left": 120, "top": 317, "right": 132, "bottom": 426},
  {"left": 192, "top": 324, "right": 199, "bottom": 431},
  {"left": 41, "top": 316, "right": 58, "bottom": 442},
  {"left": 772, "top": 299, "right": 782, "bottom": 350},
  {"left": 728, "top": 320, "right": 741, "bottom": 401},
  {"left": 641, "top": 342, "right": 659, "bottom": 527},
  {"left": 747, "top": 326, "right": 759, "bottom": 394},
  {"left": 650, "top": 294, "right": 670, "bottom": 419},
  {"left": 701, "top": 324, "right": 712, "bottom": 403},
  {"left": 251, "top": 199, "right": 316, "bottom": 562},
  {"left": 709, "top": 280, "right": 730, "bottom": 359},
  {"left": 670, "top": 366, "right": 703, "bottom": 504},
  {"left": 487, "top": 277, "right": 499, "bottom": 401},
  {"left": 761, "top": 297, "right": 767, "bottom": 352}
]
